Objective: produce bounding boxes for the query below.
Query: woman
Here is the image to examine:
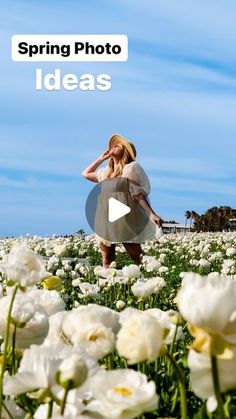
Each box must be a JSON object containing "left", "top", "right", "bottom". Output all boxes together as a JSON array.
[{"left": 82, "top": 134, "right": 162, "bottom": 267}]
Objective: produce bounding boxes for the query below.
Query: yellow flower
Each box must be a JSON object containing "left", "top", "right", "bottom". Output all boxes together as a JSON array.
[{"left": 42, "top": 276, "right": 62, "bottom": 292}]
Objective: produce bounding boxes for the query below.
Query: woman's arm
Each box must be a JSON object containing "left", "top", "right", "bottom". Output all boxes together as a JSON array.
[
  {"left": 134, "top": 193, "right": 162, "bottom": 226},
  {"left": 82, "top": 149, "right": 110, "bottom": 183}
]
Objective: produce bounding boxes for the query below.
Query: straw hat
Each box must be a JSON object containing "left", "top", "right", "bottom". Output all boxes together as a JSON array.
[{"left": 108, "top": 134, "right": 136, "bottom": 160}]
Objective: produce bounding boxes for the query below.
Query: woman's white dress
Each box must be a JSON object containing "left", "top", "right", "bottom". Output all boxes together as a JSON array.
[{"left": 95, "top": 161, "right": 159, "bottom": 246}]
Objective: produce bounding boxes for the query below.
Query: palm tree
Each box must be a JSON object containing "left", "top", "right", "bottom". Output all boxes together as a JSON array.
[
  {"left": 191, "top": 211, "right": 200, "bottom": 232},
  {"left": 184, "top": 211, "right": 191, "bottom": 230},
  {"left": 189, "top": 211, "right": 193, "bottom": 231}
]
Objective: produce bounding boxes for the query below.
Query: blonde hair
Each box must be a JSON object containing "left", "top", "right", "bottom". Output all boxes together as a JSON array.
[{"left": 107, "top": 134, "right": 136, "bottom": 178}]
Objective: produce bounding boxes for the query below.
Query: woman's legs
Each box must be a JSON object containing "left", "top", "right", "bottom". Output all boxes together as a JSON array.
[
  {"left": 123, "top": 243, "right": 142, "bottom": 265},
  {"left": 100, "top": 243, "right": 116, "bottom": 268},
  {"left": 100, "top": 242, "right": 142, "bottom": 267}
]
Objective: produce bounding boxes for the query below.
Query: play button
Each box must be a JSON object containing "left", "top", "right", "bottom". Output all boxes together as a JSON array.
[
  {"left": 108, "top": 198, "right": 131, "bottom": 222},
  {"left": 85, "top": 176, "right": 151, "bottom": 243}
]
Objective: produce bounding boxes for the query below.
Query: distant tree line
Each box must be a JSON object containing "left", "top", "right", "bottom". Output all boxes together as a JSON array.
[{"left": 184, "top": 206, "right": 236, "bottom": 232}]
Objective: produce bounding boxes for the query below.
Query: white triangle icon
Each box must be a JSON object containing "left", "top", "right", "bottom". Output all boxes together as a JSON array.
[{"left": 108, "top": 198, "right": 131, "bottom": 222}]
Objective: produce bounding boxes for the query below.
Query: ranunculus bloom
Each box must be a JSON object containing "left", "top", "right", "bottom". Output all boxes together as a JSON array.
[
  {"left": 63, "top": 304, "right": 120, "bottom": 334},
  {"left": 28, "top": 289, "right": 65, "bottom": 316},
  {"left": 3, "top": 343, "right": 72, "bottom": 395},
  {"left": 43, "top": 310, "right": 75, "bottom": 347},
  {"left": 94, "top": 266, "right": 122, "bottom": 279},
  {"left": 0, "top": 244, "right": 51, "bottom": 287},
  {"left": 177, "top": 272, "right": 236, "bottom": 348},
  {"left": 188, "top": 347, "right": 236, "bottom": 399},
  {"left": 3, "top": 343, "right": 94, "bottom": 397},
  {"left": 142, "top": 255, "right": 161, "bottom": 272},
  {"left": 131, "top": 277, "right": 166, "bottom": 299},
  {"left": 61, "top": 305, "right": 119, "bottom": 359},
  {"left": 122, "top": 264, "right": 141, "bottom": 279},
  {"left": 0, "top": 294, "right": 49, "bottom": 348},
  {"left": 116, "top": 311, "right": 163, "bottom": 364},
  {"left": 78, "top": 282, "right": 100, "bottom": 298},
  {"left": 87, "top": 369, "right": 158, "bottom": 419},
  {"left": 63, "top": 316, "right": 115, "bottom": 360},
  {"left": 226, "top": 247, "right": 236, "bottom": 257},
  {"left": 146, "top": 308, "right": 184, "bottom": 345}
]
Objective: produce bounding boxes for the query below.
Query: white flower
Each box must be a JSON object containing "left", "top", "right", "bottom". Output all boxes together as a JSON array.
[
  {"left": 3, "top": 343, "right": 72, "bottom": 395},
  {"left": 177, "top": 272, "right": 236, "bottom": 346},
  {"left": 206, "top": 396, "right": 217, "bottom": 413},
  {"left": 198, "top": 259, "right": 210, "bottom": 268},
  {"left": 116, "top": 300, "right": 126, "bottom": 310},
  {"left": 119, "top": 308, "right": 140, "bottom": 324},
  {"left": 72, "top": 278, "right": 81, "bottom": 287},
  {"left": 109, "top": 261, "right": 117, "bottom": 268},
  {"left": 43, "top": 311, "right": 67, "bottom": 345},
  {"left": 94, "top": 266, "right": 121, "bottom": 279},
  {"left": 78, "top": 282, "right": 100, "bottom": 298},
  {"left": 116, "top": 311, "right": 163, "bottom": 364},
  {"left": 54, "top": 244, "right": 68, "bottom": 257},
  {"left": 159, "top": 254, "right": 166, "bottom": 263},
  {"left": 62, "top": 261, "right": 72, "bottom": 272},
  {"left": 71, "top": 271, "right": 80, "bottom": 280},
  {"left": 188, "top": 348, "right": 236, "bottom": 399},
  {"left": 226, "top": 247, "right": 236, "bottom": 257},
  {"left": 56, "top": 268, "right": 65, "bottom": 278},
  {"left": 60, "top": 305, "right": 119, "bottom": 360},
  {"left": 0, "top": 244, "right": 51, "bottom": 287},
  {"left": 63, "top": 304, "right": 120, "bottom": 334},
  {"left": 131, "top": 277, "right": 166, "bottom": 299},
  {"left": 57, "top": 354, "right": 88, "bottom": 388},
  {"left": 122, "top": 265, "right": 141, "bottom": 279},
  {"left": 28, "top": 289, "right": 65, "bottom": 316},
  {"left": 5, "top": 332, "right": 97, "bottom": 399},
  {"left": 75, "top": 263, "right": 89, "bottom": 275},
  {"left": 34, "top": 404, "right": 86, "bottom": 419},
  {"left": 146, "top": 308, "right": 184, "bottom": 345},
  {"left": 87, "top": 369, "right": 158, "bottom": 419},
  {"left": 158, "top": 266, "right": 169, "bottom": 274},
  {"left": 63, "top": 318, "right": 115, "bottom": 360},
  {"left": 131, "top": 281, "right": 154, "bottom": 299},
  {"left": 0, "top": 294, "right": 49, "bottom": 348},
  {"left": 142, "top": 256, "right": 161, "bottom": 272}
]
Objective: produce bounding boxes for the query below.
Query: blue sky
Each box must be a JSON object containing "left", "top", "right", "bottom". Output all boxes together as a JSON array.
[{"left": 0, "top": 0, "right": 236, "bottom": 236}]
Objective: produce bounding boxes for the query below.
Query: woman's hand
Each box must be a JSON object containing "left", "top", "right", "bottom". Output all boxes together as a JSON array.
[
  {"left": 82, "top": 150, "right": 110, "bottom": 183},
  {"left": 99, "top": 149, "right": 110, "bottom": 162},
  {"left": 150, "top": 213, "right": 162, "bottom": 226}
]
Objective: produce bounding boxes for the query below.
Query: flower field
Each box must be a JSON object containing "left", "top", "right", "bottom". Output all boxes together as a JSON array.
[{"left": 0, "top": 231, "right": 236, "bottom": 418}]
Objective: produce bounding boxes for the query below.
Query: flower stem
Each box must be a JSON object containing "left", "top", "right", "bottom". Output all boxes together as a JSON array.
[
  {"left": 60, "top": 382, "right": 71, "bottom": 415},
  {"left": 47, "top": 399, "right": 54, "bottom": 419},
  {"left": 0, "top": 285, "right": 18, "bottom": 418},
  {"left": 211, "top": 354, "right": 226, "bottom": 419},
  {"left": 166, "top": 351, "right": 188, "bottom": 419},
  {"left": 12, "top": 324, "right": 17, "bottom": 374},
  {"left": 167, "top": 324, "right": 179, "bottom": 377}
]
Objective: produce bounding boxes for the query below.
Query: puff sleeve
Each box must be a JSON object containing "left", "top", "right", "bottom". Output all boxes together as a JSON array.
[
  {"left": 97, "top": 166, "right": 109, "bottom": 183},
  {"left": 122, "top": 162, "right": 151, "bottom": 199}
]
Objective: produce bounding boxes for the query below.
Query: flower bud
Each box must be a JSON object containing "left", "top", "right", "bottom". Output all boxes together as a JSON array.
[
  {"left": 57, "top": 354, "right": 88, "bottom": 389},
  {"left": 116, "top": 300, "right": 126, "bottom": 310}
]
